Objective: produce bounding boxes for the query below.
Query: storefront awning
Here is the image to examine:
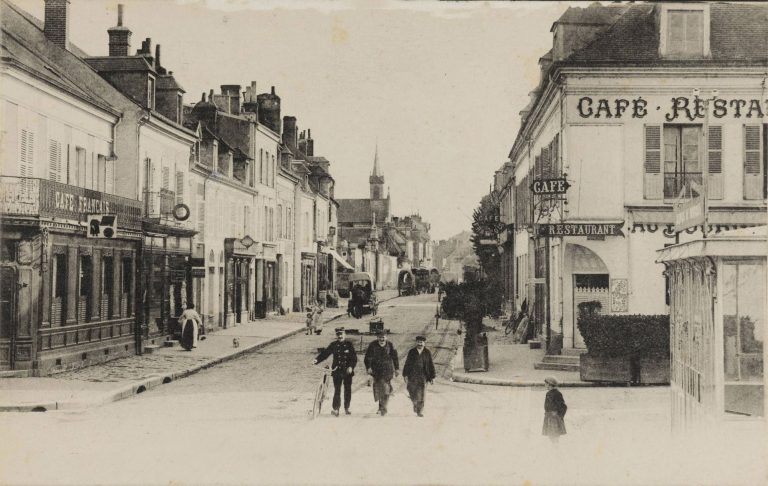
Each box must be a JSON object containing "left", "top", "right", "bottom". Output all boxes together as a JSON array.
[{"left": 327, "top": 249, "right": 354, "bottom": 271}]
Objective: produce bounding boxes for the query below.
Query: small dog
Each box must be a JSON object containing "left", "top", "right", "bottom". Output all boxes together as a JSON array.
[{"left": 232, "top": 337, "right": 240, "bottom": 348}]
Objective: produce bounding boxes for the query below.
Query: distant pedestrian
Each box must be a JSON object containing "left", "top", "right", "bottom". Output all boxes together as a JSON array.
[
  {"left": 542, "top": 376, "right": 567, "bottom": 443},
  {"left": 313, "top": 327, "right": 357, "bottom": 416},
  {"left": 364, "top": 331, "right": 399, "bottom": 416},
  {"left": 402, "top": 335, "right": 436, "bottom": 417},
  {"left": 178, "top": 304, "right": 202, "bottom": 351}
]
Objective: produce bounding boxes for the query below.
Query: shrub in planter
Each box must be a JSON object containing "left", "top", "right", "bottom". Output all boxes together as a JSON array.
[{"left": 577, "top": 313, "right": 669, "bottom": 383}]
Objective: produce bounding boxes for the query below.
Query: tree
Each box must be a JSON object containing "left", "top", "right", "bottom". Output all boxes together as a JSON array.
[{"left": 469, "top": 193, "right": 503, "bottom": 315}]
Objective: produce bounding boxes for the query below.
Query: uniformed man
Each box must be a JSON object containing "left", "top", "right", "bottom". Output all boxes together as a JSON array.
[{"left": 313, "top": 327, "right": 358, "bottom": 416}]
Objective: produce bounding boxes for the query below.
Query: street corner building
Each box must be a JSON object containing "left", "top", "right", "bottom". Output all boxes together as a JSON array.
[
  {"left": 0, "top": 0, "right": 342, "bottom": 375},
  {"left": 492, "top": 2, "right": 767, "bottom": 352}
]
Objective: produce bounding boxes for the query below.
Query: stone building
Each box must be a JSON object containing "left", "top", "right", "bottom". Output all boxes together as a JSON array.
[
  {"left": 497, "top": 2, "right": 767, "bottom": 352},
  {"left": 0, "top": 0, "right": 197, "bottom": 373}
]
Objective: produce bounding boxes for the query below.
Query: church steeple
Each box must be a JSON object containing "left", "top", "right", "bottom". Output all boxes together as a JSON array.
[{"left": 369, "top": 144, "right": 385, "bottom": 199}]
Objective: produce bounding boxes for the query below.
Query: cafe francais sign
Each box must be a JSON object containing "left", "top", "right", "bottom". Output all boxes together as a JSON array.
[
  {"left": 538, "top": 222, "right": 625, "bottom": 238},
  {"left": 530, "top": 178, "right": 570, "bottom": 195}
]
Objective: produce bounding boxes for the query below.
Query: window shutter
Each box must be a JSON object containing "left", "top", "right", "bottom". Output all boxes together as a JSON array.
[
  {"left": 744, "top": 125, "right": 763, "bottom": 200},
  {"left": 20, "top": 129, "right": 34, "bottom": 178},
  {"left": 175, "top": 171, "right": 184, "bottom": 204},
  {"left": 105, "top": 159, "right": 115, "bottom": 195},
  {"left": 197, "top": 202, "right": 205, "bottom": 238},
  {"left": 707, "top": 126, "right": 723, "bottom": 200},
  {"left": 541, "top": 147, "right": 550, "bottom": 179},
  {"left": 644, "top": 125, "right": 662, "bottom": 199},
  {"left": 162, "top": 166, "right": 170, "bottom": 190},
  {"left": 48, "top": 139, "right": 62, "bottom": 182}
]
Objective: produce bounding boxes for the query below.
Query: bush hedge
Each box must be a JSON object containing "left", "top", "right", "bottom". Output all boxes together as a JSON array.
[{"left": 577, "top": 313, "right": 669, "bottom": 358}]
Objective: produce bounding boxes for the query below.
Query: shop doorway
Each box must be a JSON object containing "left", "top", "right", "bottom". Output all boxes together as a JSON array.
[
  {"left": 0, "top": 266, "right": 17, "bottom": 370},
  {"left": 566, "top": 243, "right": 610, "bottom": 349},
  {"left": 265, "top": 262, "right": 276, "bottom": 314}
]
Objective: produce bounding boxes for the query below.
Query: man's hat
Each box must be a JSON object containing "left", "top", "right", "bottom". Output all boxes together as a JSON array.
[
  {"left": 335, "top": 327, "right": 345, "bottom": 333},
  {"left": 375, "top": 330, "right": 386, "bottom": 337},
  {"left": 416, "top": 335, "right": 426, "bottom": 342}
]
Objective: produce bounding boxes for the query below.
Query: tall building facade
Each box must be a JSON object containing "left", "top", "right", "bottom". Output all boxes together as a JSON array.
[{"left": 498, "top": 2, "right": 767, "bottom": 351}]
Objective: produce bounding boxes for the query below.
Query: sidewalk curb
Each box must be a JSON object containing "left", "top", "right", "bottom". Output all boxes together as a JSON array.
[
  {"left": 0, "top": 296, "right": 398, "bottom": 412},
  {"left": 451, "top": 373, "right": 600, "bottom": 387}
]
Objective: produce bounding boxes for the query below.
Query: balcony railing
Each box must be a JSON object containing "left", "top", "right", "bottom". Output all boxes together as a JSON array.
[{"left": 664, "top": 173, "right": 703, "bottom": 199}]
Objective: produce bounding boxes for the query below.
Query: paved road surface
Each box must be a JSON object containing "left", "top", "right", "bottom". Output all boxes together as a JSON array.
[{"left": 0, "top": 294, "right": 764, "bottom": 485}]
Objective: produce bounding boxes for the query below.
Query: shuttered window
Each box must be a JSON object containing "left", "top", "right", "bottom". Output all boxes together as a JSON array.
[
  {"left": 20, "top": 129, "right": 34, "bottom": 178},
  {"left": 105, "top": 158, "right": 115, "bottom": 195},
  {"left": 175, "top": 171, "right": 184, "bottom": 204},
  {"left": 744, "top": 125, "right": 763, "bottom": 200},
  {"left": 197, "top": 202, "right": 205, "bottom": 239},
  {"left": 162, "top": 166, "right": 170, "bottom": 190},
  {"left": 48, "top": 139, "right": 62, "bottom": 182},
  {"left": 643, "top": 125, "right": 662, "bottom": 199},
  {"left": 707, "top": 126, "right": 723, "bottom": 199}
]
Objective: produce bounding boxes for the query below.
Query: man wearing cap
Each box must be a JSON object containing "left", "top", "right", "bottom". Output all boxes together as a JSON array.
[
  {"left": 313, "top": 327, "right": 357, "bottom": 416},
  {"left": 364, "top": 331, "right": 399, "bottom": 416},
  {"left": 402, "top": 335, "right": 436, "bottom": 417}
]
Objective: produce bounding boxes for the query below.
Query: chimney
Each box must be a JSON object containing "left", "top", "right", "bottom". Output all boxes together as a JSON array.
[
  {"left": 108, "top": 4, "right": 131, "bottom": 56},
  {"left": 282, "top": 116, "right": 297, "bottom": 152},
  {"left": 44, "top": 0, "right": 70, "bottom": 50},
  {"left": 221, "top": 85, "right": 241, "bottom": 115},
  {"left": 306, "top": 129, "right": 314, "bottom": 157},
  {"left": 242, "top": 81, "right": 258, "bottom": 114}
]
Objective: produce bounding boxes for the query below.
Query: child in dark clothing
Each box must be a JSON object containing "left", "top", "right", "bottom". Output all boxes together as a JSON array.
[{"left": 542, "top": 376, "right": 567, "bottom": 443}]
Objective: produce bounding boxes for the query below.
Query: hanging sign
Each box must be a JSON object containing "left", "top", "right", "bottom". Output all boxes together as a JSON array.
[
  {"left": 538, "top": 222, "right": 625, "bottom": 238},
  {"left": 530, "top": 178, "right": 571, "bottom": 195},
  {"left": 87, "top": 214, "right": 117, "bottom": 238},
  {"left": 673, "top": 181, "right": 705, "bottom": 233}
]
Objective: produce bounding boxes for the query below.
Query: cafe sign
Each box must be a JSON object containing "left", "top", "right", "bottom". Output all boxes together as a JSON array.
[
  {"left": 530, "top": 178, "right": 571, "bottom": 196},
  {"left": 538, "top": 222, "right": 625, "bottom": 238}
]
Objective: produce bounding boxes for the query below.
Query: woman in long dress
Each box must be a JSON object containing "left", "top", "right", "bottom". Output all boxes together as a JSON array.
[{"left": 179, "top": 304, "right": 201, "bottom": 351}]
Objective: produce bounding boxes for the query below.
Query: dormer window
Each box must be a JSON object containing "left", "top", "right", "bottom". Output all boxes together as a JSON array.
[{"left": 660, "top": 4, "right": 710, "bottom": 58}]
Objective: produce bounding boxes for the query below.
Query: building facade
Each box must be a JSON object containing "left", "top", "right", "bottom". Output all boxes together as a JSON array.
[{"left": 501, "top": 2, "right": 767, "bottom": 351}]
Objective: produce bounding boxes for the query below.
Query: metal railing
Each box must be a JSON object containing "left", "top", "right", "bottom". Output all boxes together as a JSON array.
[{"left": 664, "top": 172, "right": 703, "bottom": 199}]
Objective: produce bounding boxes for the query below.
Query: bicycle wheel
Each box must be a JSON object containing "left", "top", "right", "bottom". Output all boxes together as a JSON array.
[
  {"left": 504, "top": 320, "right": 514, "bottom": 335},
  {"left": 312, "top": 383, "right": 324, "bottom": 418}
]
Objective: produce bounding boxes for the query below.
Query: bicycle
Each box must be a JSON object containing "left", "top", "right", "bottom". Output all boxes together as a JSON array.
[
  {"left": 310, "top": 365, "right": 336, "bottom": 419},
  {"left": 504, "top": 311, "right": 521, "bottom": 335}
]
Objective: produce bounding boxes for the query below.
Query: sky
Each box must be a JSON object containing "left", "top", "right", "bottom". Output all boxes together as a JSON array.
[{"left": 18, "top": 0, "right": 570, "bottom": 240}]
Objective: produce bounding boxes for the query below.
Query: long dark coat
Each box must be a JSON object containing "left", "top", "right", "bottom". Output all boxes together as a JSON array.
[
  {"left": 542, "top": 388, "right": 567, "bottom": 437},
  {"left": 402, "top": 347, "right": 436, "bottom": 384},
  {"left": 315, "top": 340, "right": 357, "bottom": 378},
  {"left": 364, "top": 340, "right": 399, "bottom": 381}
]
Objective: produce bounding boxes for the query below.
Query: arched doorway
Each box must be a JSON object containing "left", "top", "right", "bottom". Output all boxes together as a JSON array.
[{"left": 565, "top": 243, "right": 610, "bottom": 348}]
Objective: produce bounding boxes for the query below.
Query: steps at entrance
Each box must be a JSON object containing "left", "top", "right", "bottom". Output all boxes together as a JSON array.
[
  {"left": 533, "top": 353, "right": 581, "bottom": 372},
  {"left": 143, "top": 344, "right": 162, "bottom": 354},
  {"left": 0, "top": 369, "right": 30, "bottom": 378},
  {"left": 560, "top": 348, "right": 587, "bottom": 356}
]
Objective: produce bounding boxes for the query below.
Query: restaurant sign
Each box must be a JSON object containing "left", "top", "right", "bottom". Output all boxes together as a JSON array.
[{"left": 538, "top": 222, "right": 625, "bottom": 238}]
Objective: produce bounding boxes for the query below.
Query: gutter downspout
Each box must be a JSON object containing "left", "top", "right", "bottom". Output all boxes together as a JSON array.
[{"left": 135, "top": 110, "right": 150, "bottom": 355}]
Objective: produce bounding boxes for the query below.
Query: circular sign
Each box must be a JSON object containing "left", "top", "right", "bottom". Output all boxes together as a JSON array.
[{"left": 172, "top": 203, "right": 190, "bottom": 221}]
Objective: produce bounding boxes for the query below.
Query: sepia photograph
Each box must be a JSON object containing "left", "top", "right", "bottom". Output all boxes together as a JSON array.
[{"left": 0, "top": 0, "right": 766, "bottom": 485}]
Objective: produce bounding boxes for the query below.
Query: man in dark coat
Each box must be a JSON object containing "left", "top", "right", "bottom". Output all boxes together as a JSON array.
[
  {"left": 402, "top": 335, "right": 436, "bottom": 417},
  {"left": 313, "top": 327, "right": 357, "bottom": 416},
  {"left": 364, "top": 331, "right": 399, "bottom": 416}
]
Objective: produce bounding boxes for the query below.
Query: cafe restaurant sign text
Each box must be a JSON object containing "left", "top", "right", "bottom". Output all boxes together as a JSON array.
[
  {"left": 571, "top": 95, "right": 767, "bottom": 122},
  {"left": 538, "top": 222, "right": 625, "bottom": 238}
]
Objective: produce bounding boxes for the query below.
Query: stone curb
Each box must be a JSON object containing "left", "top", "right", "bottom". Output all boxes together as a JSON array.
[
  {"left": 451, "top": 373, "right": 600, "bottom": 387},
  {"left": 0, "top": 296, "right": 400, "bottom": 412}
]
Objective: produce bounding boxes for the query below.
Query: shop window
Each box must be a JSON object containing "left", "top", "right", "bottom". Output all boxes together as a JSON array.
[
  {"left": 1, "top": 240, "right": 15, "bottom": 263},
  {"left": 52, "top": 254, "right": 67, "bottom": 326},
  {"left": 122, "top": 258, "right": 133, "bottom": 316},
  {"left": 79, "top": 255, "right": 93, "bottom": 322},
  {"left": 102, "top": 257, "right": 114, "bottom": 319},
  {"left": 722, "top": 262, "right": 765, "bottom": 417}
]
